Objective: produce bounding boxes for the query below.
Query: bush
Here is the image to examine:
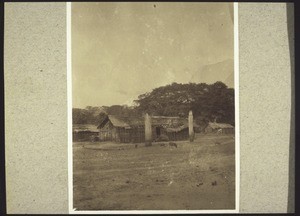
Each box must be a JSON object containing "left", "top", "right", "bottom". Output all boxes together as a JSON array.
[{"left": 156, "top": 134, "right": 169, "bottom": 142}]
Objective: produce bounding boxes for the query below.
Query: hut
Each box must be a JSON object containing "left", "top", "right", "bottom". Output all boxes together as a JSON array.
[
  {"left": 97, "top": 115, "right": 144, "bottom": 143},
  {"left": 73, "top": 124, "right": 99, "bottom": 142},
  {"left": 204, "top": 122, "right": 234, "bottom": 134},
  {"left": 97, "top": 115, "right": 200, "bottom": 143},
  {"left": 151, "top": 116, "right": 199, "bottom": 141}
]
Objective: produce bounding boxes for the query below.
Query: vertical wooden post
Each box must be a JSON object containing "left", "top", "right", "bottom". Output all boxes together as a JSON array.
[
  {"left": 145, "top": 113, "right": 152, "bottom": 146},
  {"left": 188, "top": 110, "right": 194, "bottom": 142}
]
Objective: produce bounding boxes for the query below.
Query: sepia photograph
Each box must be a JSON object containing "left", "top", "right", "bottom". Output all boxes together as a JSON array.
[
  {"left": 71, "top": 2, "right": 237, "bottom": 212},
  {"left": 2, "top": 2, "right": 295, "bottom": 215}
]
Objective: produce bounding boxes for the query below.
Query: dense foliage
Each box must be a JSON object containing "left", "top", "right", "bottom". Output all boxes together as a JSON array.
[{"left": 73, "top": 82, "right": 235, "bottom": 126}]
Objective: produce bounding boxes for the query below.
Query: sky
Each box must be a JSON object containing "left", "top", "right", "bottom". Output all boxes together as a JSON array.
[{"left": 72, "top": 2, "right": 234, "bottom": 108}]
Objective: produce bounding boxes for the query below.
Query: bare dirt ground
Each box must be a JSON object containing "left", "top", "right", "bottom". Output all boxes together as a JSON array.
[{"left": 73, "top": 133, "right": 235, "bottom": 210}]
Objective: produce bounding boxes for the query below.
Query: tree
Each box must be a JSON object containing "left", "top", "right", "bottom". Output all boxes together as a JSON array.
[
  {"left": 73, "top": 81, "right": 235, "bottom": 126},
  {"left": 134, "top": 81, "right": 235, "bottom": 124}
]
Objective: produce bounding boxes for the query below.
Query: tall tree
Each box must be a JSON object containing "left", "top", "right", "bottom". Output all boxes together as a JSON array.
[{"left": 134, "top": 82, "right": 235, "bottom": 124}]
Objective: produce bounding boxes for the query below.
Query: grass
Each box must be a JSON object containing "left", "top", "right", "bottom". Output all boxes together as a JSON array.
[{"left": 73, "top": 133, "right": 235, "bottom": 210}]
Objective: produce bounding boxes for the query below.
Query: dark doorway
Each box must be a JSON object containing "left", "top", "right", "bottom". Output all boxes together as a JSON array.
[{"left": 156, "top": 127, "right": 161, "bottom": 137}]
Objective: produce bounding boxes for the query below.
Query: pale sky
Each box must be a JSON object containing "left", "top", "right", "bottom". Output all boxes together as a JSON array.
[{"left": 72, "top": 2, "right": 234, "bottom": 108}]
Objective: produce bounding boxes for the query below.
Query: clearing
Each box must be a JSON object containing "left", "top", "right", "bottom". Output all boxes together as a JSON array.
[{"left": 73, "top": 133, "right": 235, "bottom": 210}]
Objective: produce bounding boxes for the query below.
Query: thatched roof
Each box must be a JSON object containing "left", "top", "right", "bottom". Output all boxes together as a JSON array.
[
  {"left": 164, "top": 121, "right": 200, "bottom": 133},
  {"left": 98, "top": 115, "right": 200, "bottom": 132},
  {"left": 97, "top": 115, "right": 144, "bottom": 129},
  {"left": 151, "top": 116, "right": 181, "bottom": 126},
  {"left": 73, "top": 124, "right": 99, "bottom": 133},
  {"left": 207, "top": 122, "right": 234, "bottom": 129},
  {"left": 108, "top": 115, "right": 132, "bottom": 128},
  {"left": 165, "top": 124, "right": 187, "bottom": 133}
]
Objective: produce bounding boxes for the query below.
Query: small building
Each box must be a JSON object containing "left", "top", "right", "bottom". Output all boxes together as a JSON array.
[
  {"left": 97, "top": 115, "right": 200, "bottom": 143},
  {"left": 204, "top": 122, "right": 234, "bottom": 134},
  {"left": 73, "top": 124, "right": 99, "bottom": 142}
]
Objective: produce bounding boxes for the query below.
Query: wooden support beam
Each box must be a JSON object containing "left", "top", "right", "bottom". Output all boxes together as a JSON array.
[
  {"left": 145, "top": 113, "right": 152, "bottom": 146},
  {"left": 188, "top": 110, "right": 194, "bottom": 142}
]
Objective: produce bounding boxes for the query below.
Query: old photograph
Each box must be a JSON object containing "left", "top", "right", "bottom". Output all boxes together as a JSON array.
[{"left": 71, "top": 2, "right": 236, "bottom": 211}]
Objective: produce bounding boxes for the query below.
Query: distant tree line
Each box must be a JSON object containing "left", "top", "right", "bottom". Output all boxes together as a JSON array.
[{"left": 73, "top": 81, "right": 235, "bottom": 127}]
